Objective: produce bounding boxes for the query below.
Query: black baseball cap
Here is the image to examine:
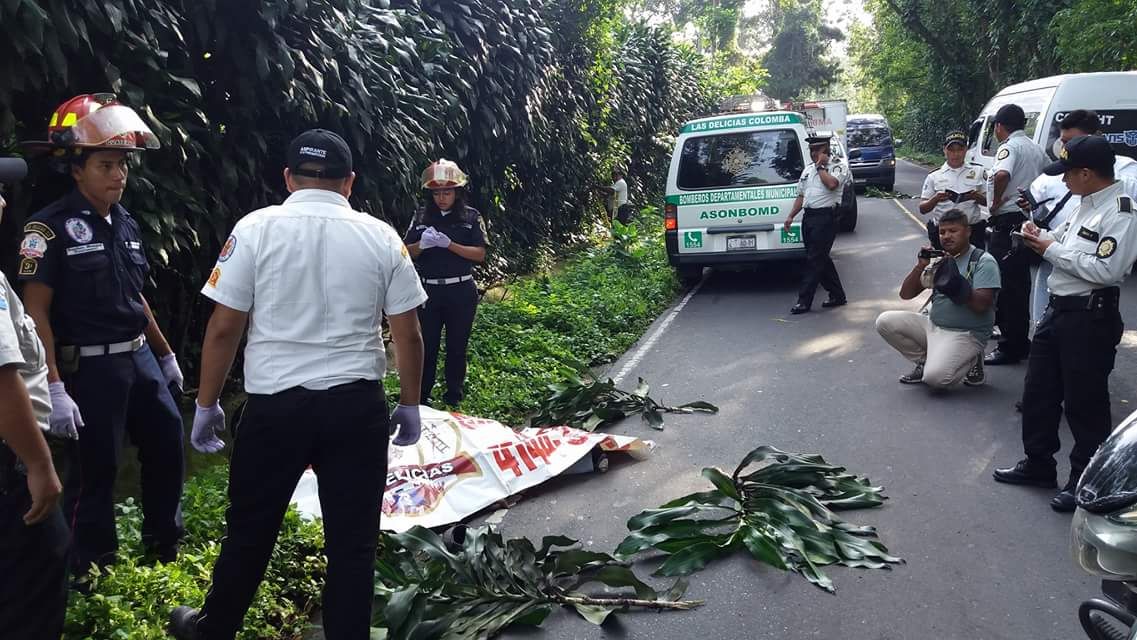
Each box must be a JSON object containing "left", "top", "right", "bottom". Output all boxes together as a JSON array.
[
  {"left": 287, "top": 129, "right": 352, "bottom": 179},
  {"left": 805, "top": 134, "right": 832, "bottom": 147},
  {"left": 0, "top": 157, "right": 27, "bottom": 183},
  {"left": 943, "top": 131, "right": 968, "bottom": 147},
  {"left": 1043, "top": 134, "right": 1115, "bottom": 175},
  {"left": 993, "top": 104, "right": 1026, "bottom": 130}
]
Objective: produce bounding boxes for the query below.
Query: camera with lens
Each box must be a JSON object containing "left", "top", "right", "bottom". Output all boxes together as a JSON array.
[{"left": 919, "top": 248, "right": 945, "bottom": 260}]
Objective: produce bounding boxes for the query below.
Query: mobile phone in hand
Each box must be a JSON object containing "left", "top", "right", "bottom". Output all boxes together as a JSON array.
[{"left": 1018, "top": 187, "right": 1040, "bottom": 210}]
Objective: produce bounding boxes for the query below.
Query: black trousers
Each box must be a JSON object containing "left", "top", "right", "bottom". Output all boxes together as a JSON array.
[
  {"left": 1021, "top": 306, "right": 1123, "bottom": 472},
  {"left": 988, "top": 215, "right": 1032, "bottom": 356},
  {"left": 195, "top": 380, "right": 388, "bottom": 640},
  {"left": 0, "top": 461, "right": 70, "bottom": 640},
  {"left": 615, "top": 203, "right": 635, "bottom": 225},
  {"left": 797, "top": 208, "right": 845, "bottom": 306},
  {"left": 926, "top": 221, "right": 987, "bottom": 250},
  {"left": 63, "top": 344, "right": 184, "bottom": 571},
  {"left": 420, "top": 280, "right": 478, "bottom": 406}
]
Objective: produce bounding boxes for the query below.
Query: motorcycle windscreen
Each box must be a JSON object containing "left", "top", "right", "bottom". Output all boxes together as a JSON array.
[{"left": 1077, "top": 412, "right": 1137, "bottom": 514}]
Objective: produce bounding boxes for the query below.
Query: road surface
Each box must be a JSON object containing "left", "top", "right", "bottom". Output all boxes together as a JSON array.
[{"left": 492, "top": 191, "right": 1137, "bottom": 640}]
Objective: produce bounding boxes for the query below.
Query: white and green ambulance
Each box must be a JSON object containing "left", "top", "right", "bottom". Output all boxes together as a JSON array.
[{"left": 664, "top": 110, "right": 809, "bottom": 283}]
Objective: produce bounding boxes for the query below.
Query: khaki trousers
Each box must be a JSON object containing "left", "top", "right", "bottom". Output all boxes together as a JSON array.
[{"left": 875, "top": 310, "right": 984, "bottom": 389}]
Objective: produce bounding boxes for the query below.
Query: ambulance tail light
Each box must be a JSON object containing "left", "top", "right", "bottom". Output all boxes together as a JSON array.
[{"left": 664, "top": 203, "right": 678, "bottom": 231}]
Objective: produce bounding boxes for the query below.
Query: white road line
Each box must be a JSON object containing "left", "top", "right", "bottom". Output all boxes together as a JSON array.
[
  {"left": 890, "top": 197, "right": 926, "bottom": 230},
  {"left": 611, "top": 277, "right": 705, "bottom": 384}
]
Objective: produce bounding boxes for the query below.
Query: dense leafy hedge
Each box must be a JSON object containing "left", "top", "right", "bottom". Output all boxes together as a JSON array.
[{"left": 63, "top": 216, "right": 679, "bottom": 639}]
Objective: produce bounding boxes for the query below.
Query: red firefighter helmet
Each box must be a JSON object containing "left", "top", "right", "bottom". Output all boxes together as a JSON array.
[
  {"left": 420, "top": 159, "right": 469, "bottom": 190},
  {"left": 23, "top": 93, "right": 160, "bottom": 156}
]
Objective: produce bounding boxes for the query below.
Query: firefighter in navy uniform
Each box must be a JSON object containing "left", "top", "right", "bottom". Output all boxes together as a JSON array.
[
  {"left": 403, "top": 159, "right": 487, "bottom": 407},
  {"left": 993, "top": 135, "right": 1137, "bottom": 512},
  {"left": 17, "top": 94, "right": 186, "bottom": 573}
]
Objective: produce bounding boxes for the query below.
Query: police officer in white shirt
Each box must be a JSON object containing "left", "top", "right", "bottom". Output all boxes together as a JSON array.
[
  {"left": 994, "top": 135, "right": 1137, "bottom": 512},
  {"left": 784, "top": 134, "right": 848, "bottom": 314},
  {"left": 919, "top": 131, "right": 988, "bottom": 249},
  {"left": 600, "top": 169, "right": 632, "bottom": 225},
  {"left": 1020, "top": 110, "right": 1137, "bottom": 324},
  {"left": 984, "top": 104, "right": 1049, "bottom": 366},
  {"left": 0, "top": 156, "right": 68, "bottom": 640},
  {"left": 169, "top": 130, "right": 428, "bottom": 640}
]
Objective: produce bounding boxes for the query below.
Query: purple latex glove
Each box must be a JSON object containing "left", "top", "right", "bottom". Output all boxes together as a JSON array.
[
  {"left": 159, "top": 353, "right": 184, "bottom": 393},
  {"left": 48, "top": 381, "right": 82, "bottom": 440},
  {"left": 390, "top": 404, "right": 422, "bottom": 446},
  {"left": 191, "top": 402, "right": 226, "bottom": 454}
]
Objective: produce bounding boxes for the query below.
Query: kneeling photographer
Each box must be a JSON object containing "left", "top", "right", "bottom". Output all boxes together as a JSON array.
[{"left": 876, "top": 210, "right": 1002, "bottom": 389}]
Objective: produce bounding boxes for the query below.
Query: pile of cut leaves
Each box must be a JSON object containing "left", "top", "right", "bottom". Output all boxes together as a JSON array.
[
  {"left": 616, "top": 446, "right": 902, "bottom": 592},
  {"left": 530, "top": 376, "right": 718, "bottom": 431},
  {"left": 371, "top": 526, "right": 701, "bottom": 640}
]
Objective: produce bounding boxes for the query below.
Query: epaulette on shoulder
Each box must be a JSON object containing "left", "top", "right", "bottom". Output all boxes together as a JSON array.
[
  {"left": 463, "top": 206, "right": 480, "bottom": 223},
  {"left": 1120, "top": 196, "right": 1133, "bottom": 214}
]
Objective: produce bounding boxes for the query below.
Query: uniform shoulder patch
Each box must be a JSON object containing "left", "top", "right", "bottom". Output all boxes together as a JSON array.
[
  {"left": 18, "top": 258, "right": 37, "bottom": 276},
  {"left": 1119, "top": 196, "right": 1133, "bottom": 214},
  {"left": 206, "top": 266, "right": 221, "bottom": 288},
  {"left": 996, "top": 147, "right": 1010, "bottom": 161},
  {"left": 1097, "top": 236, "right": 1118, "bottom": 259},
  {"left": 23, "top": 221, "right": 55, "bottom": 240}
]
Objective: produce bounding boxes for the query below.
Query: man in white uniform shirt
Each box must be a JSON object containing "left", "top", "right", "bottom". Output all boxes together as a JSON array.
[
  {"left": 1021, "top": 110, "right": 1137, "bottom": 324},
  {"left": 919, "top": 130, "right": 988, "bottom": 249},
  {"left": 169, "top": 130, "right": 428, "bottom": 640},
  {"left": 784, "top": 134, "right": 849, "bottom": 314},
  {"left": 0, "top": 156, "right": 68, "bottom": 640},
  {"left": 994, "top": 135, "right": 1137, "bottom": 512},
  {"left": 984, "top": 104, "right": 1049, "bottom": 366},
  {"left": 603, "top": 168, "right": 632, "bottom": 225}
]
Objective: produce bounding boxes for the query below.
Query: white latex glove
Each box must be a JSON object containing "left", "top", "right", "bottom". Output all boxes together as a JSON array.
[
  {"left": 159, "top": 353, "right": 184, "bottom": 394},
  {"left": 191, "top": 402, "right": 226, "bottom": 454},
  {"left": 48, "top": 381, "right": 82, "bottom": 440},
  {"left": 431, "top": 228, "right": 452, "bottom": 248},
  {"left": 419, "top": 227, "right": 440, "bottom": 249}
]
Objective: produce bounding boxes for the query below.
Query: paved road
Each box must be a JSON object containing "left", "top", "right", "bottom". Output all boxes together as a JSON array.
[
  {"left": 894, "top": 157, "right": 934, "bottom": 199},
  {"left": 495, "top": 193, "right": 1137, "bottom": 640}
]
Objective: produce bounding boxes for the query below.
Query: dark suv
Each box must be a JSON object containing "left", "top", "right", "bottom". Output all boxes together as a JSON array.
[{"left": 846, "top": 114, "right": 898, "bottom": 191}]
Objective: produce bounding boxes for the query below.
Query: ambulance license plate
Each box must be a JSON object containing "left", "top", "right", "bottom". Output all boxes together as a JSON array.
[{"left": 726, "top": 235, "right": 756, "bottom": 251}]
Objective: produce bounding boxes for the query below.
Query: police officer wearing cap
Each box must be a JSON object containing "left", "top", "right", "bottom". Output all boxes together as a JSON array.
[
  {"left": 993, "top": 135, "right": 1137, "bottom": 512},
  {"left": 403, "top": 159, "right": 487, "bottom": 407},
  {"left": 984, "top": 103, "right": 1049, "bottom": 365},
  {"left": 919, "top": 131, "right": 988, "bottom": 249},
  {"left": 784, "top": 134, "right": 848, "bottom": 314},
  {"left": 17, "top": 94, "right": 186, "bottom": 572},
  {"left": 0, "top": 156, "right": 69, "bottom": 639},
  {"left": 169, "top": 129, "right": 428, "bottom": 639}
]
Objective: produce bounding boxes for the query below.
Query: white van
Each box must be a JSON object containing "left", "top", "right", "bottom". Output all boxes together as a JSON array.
[
  {"left": 966, "top": 72, "right": 1137, "bottom": 173},
  {"left": 664, "top": 110, "right": 810, "bottom": 283}
]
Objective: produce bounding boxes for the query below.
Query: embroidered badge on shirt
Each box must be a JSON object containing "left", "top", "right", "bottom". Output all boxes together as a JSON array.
[
  {"left": 23, "top": 221, "right": 55, "bottom": 240},
  {"left": 1097, "top": 237, "right": 1118, "bottom": 258},
  {"left": 19, "top": 232, "right": 49, "bottom": 259},
  {"left": 1078, "top": 226, "right": 1101, "bottom": 243},
  {"left": 66, "top": 243, "right": 105, "bottom": 256},
  {"left": 125, "top": 241, "right": 142, "bottom": 250},
  {"left": 19, "top": 258, "right": 37, "bottom": 276},
  {"left": 65, "top": 218, "right": 94, "bottom": 243},
  {"left": 207, "top": 266, "right": 221, "bottom": 288},
  {"left": 996, "top": 148, "right": 1010, "bottom": 161},
  {"left": 400, "top": 244, "right": 409, "bottom": 259},
  {"left": 218, "top": 235, "right": 237, "bottom": 262}
]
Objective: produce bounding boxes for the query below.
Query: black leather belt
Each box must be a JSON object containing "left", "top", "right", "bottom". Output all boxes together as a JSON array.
[
  {"left": 1049, "top": 287, "right": 1120, "bottom": 312},
  {"left": 804, "top": 206, "right": 837, "bottom": 213}
]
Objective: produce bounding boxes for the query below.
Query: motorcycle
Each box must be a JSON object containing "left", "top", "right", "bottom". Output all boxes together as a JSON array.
[{"left": 1072, "top": 409, "right": 1137, "bottom": 639}]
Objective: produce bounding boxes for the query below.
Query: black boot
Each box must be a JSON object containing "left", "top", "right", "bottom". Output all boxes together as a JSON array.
[
  {"left": 1051, "top": 469, "right": 1084, "bottom": 513},
  {"left": 993, "top": 458, "right": 1057, "bottom": 487},
  {"left": 168, "top": 606, "right": 203, "bottom": 640}
]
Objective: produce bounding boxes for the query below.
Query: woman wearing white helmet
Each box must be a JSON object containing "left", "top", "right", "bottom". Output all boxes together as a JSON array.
[{"left": 403, "top": 159, "right": 487, "bottom": 407}]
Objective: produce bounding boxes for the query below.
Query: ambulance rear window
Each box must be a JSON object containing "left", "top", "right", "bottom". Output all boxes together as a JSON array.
[{"left": 678, "top": 129, "right": 804, "bottom": 190}]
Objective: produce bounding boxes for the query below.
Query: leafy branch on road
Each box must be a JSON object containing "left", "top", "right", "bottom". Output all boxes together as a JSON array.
[
  {"left": 371, "top": 526, "right": 701, "bottom": 639},
  {"left": 864, "top": 186, "right": 913, "bottom": 199},
  {"left": 616, "top": 446, "right": 902, "bottom": 592},
  {"left": 530, "top": 376, "right": 719, "bottom": 431}
]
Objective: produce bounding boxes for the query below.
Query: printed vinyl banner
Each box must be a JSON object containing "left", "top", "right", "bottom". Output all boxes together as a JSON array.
[{"left": 289, "top": 406, "right": 652, "bottom": 532}]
